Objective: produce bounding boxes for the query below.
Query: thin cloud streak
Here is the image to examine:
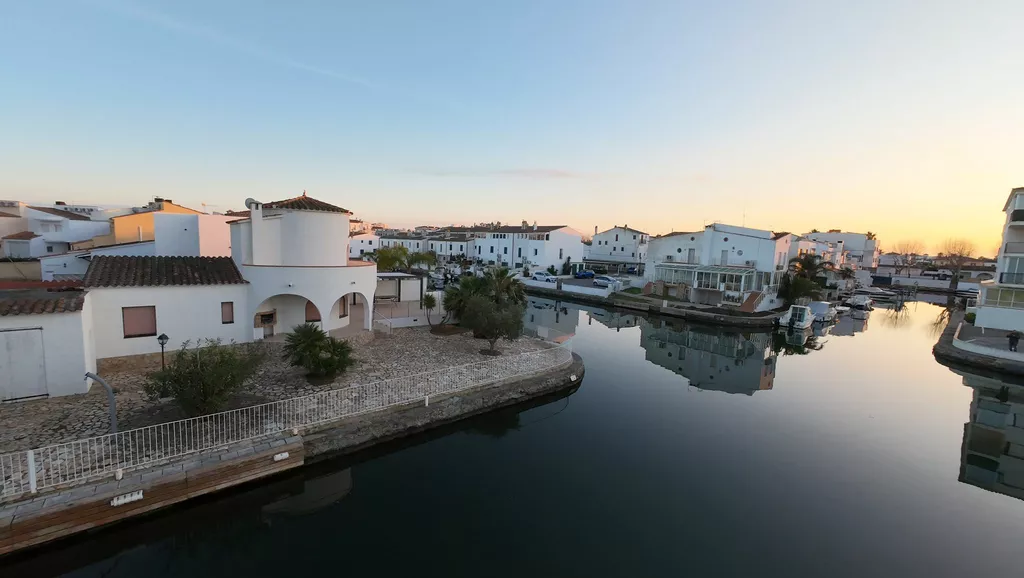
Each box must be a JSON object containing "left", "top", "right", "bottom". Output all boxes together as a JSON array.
[
  {"left": 408, "top": 168, "right": 583, "bottom": 179},
  {"left": 82, "top": 0, "right": 376, "bottom": 88}
]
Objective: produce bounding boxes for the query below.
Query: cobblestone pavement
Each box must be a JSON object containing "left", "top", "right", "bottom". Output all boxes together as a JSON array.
[{"left": 0, "top": 328, "right": 552, "bottom": 454}]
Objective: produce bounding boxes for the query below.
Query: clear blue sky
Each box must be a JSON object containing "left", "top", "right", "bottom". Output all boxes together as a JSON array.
[{"left": 2, "top": 0, "right": 1023, "bottom": 251}]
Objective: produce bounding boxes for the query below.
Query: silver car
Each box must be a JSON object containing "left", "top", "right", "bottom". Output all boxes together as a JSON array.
[{"left": 593, "top": 275, "right": 616, "bottom": 288}]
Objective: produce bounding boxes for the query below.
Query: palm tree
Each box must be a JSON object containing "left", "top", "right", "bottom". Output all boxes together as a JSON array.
[
  {"left": 373, "top": 246, "right": 410, "bottom": 272},
  {"left": 408, "top": 251, "right": 438, "bottom": 270},
  {"left": 443, "top": 276, "right": 487, "bottom": 321},
  {"left": 482, "top": 267, "right": 525, "bottom": 305},
  {"left": 282, "top": 323, "right": 354, "bottom": 378},
  {"left": 421, "top": 293, "right": 437, "bottom": 327},
  {"left": 788, "top": 254, "right": 830, "bottom": 280}
]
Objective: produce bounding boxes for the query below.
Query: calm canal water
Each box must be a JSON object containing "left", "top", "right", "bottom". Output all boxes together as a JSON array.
[{"left": 6, "top": 298, "right": 1024, "bottom": 577}]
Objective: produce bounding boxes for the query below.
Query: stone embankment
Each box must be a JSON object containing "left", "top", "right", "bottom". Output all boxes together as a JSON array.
[
  {"left": 0, "top": 348, "right": 583, "bottom": 556},
  {"left": 524, "top": 285, "right": 780, "bottom": 328},
  {"left": 932, "top": 311, "right": 1024, "bottom": 379}
]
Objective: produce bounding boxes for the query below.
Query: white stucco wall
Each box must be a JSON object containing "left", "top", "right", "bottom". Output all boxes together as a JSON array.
[
  {"left": 91, "top": 241, "right": 156, "bottom": 257},
  {"left": 40, "top": 252, "right": 90, "bottom": 280},
  {"left": 153, "top": 214, "right": 201, "bottom": 256},
  {"left": 198, "top": 215, "right": 233, "bottom": 256},
  {"left": 89, "top": 285, "right": 251, "bottom": 359},
  {"left": 243, "top": 262, "right": 378, "bottom": 333},
  {"left": 279, "top": 211, "right": 350, "bottom": 266},
  {"left": 586, "top": 227, "right": 649, "bottom": 263},
  {"left": 0, "top": 303, "right": 93, "bottom": 397},
  {"left": 349, "top": 233, "right": 379, "bottom": 258}
]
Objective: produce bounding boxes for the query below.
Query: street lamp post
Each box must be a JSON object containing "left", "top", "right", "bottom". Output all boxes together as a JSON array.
[{"left": 157, "top": 333, "right": 169, "bottom": 370}]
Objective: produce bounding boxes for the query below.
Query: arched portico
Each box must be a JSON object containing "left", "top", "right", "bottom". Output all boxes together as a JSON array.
[
  {"left": 326, "top": 291, "right": 374, "bottom": 335},
  {"left": 251, "top": 293, "right": 325, "bottom": 339}
]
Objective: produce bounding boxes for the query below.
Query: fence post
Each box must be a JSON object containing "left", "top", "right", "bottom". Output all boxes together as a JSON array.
[{"left": 26, "top": 450, "right": 37, "bottom": 494}]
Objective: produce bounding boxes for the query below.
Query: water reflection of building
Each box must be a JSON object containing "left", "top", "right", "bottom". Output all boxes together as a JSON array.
[
  {"left": 829, "top": 312, "right": 870, "bottom": 336},
  {"left": 957, "top": 371, "right": 1024, "bottom": 500},
  {"left": 640, "top": 320, "right": 776, "bottom": 395},
  {"left": 587, "top": 309, "right": 641, "bottom": 331},
  {"left": 261, "top": 469, "right": 353, "bottom": 518},
  {"left": 524, "top": 297, "right": 581, "bottom": 337}
]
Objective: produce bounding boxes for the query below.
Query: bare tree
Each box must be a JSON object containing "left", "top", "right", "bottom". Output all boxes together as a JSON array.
[
  {"left": 941, "top": 238, "right": 976, "bottom": 291},
  {"left": 891, "top": 240, "right": 924, "bottom": 277}
]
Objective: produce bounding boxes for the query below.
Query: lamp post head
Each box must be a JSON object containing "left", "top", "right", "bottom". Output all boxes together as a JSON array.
[{"left": 157, "top": 333, "right": 169, "bottom": 347}]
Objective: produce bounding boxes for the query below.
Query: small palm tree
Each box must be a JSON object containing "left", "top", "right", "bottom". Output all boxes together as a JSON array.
[
  {"left": 282, "top": 323, "right": 354, "bottom": 378},
  {"left": 483, "top": 267, "right": 525, "bottom": 305},
  {"left": 421, "top": 293, "right": 437, "bottom": 327}
]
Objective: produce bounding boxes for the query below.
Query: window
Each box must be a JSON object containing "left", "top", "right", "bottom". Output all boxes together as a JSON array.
[
  {"left": 633, "top": 235, "right": 637, "bottom": 240},
  {"left": 46, "top": 246, "right": 53, "bottom": 253},
  {"left": 122, "top": 306, "right": 157, "bottom": 338},
  {"left": 490, "top": 246, "right": 494, "bottom": 254},
  {"left": 632, "top": 253, "right": 635, "bottom": 257},
  {"left": 460, "top": 245, "right": 464, "bottom": 251},
  {"left": 534, "top": 249, "right": 538, "bottom": 256},
  {"left": 339, "top": 298, "right": 349, "bottom": 318},
  {"left": 503, "top": 247, "right": 508, "bottom": 254},
  {"left": 612, "top": 246, "right": 616, "bottom": 251},
  {"left": 517, "top": 247, "right": 522, "bottom": 257},
  {"left": 559, "top": 248, "right": 564, "bottom": 259},
  {"left": 615, "top": 234, "right": 619, "bottom": 241},
  {"left": 368, "top": 240, "right": 373, "bottom": 245},
  {"left": 545, "top": 234, "right": 550, "bottom": 240},
  {"left": 221, "top": 302, "right": 234, "bottom": 324},
  {"left": 305, "top": 301, "right": 321, "bottom": 322},
  {"left": 360, "top": 249, "right": 365, "bottom": 255}
]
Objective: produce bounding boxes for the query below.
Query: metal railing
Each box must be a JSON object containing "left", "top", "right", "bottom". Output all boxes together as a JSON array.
[
  {"left": 1005, "top": 242, "right": 1024, "bottom": 254},
  {"left": 0, "top": 335, "right": 573, "bottom": 500},
  {"left": 1000, "top": 272, "right": 1024, "bottom": 284}
]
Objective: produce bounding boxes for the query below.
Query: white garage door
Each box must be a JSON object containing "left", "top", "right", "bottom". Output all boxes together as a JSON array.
[{"left": 0, "top": 328, "right": 47, "bottom": 401}]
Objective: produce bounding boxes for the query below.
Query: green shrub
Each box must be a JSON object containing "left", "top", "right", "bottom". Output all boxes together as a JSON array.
[
  {"left": 145, "top": 339, "right": 264, "bottom": 416},
  {"left": 547, "top": 265, "right": 557, "bottom": 275},
  {"left": 460, "top": 295, "right": 525, "bottom": 354},
  {"left": 282, "top": 323, "right": 355, "bottom": 378},
  {"left": 965, "top": 312, "right": 977, "bottom": 324}
]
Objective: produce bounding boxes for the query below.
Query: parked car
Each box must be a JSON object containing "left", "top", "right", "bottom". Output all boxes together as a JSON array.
[
  {"left": 532, "top": 272, "right": 557, "bottom": 283},
  {"left": 574, "top": 269, "right": 596, "bottom": 279},
  {"left": 626, "top": 266, "right": 638, "bottom": 275},
  {"left": 593, "top": 275, "right": 617, "bottom": 288}
]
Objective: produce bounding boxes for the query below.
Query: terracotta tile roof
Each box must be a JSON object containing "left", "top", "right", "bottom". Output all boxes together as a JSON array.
[
  {"left": 2, "top": 231, "right": 40, "bottom": 240},
  {"left": 224, "top": 210, "right": 250, "bottom": 217},
  {"left": 27, "top": 206, "right": 92, "bottom": 221},
  {"left": 0, "top": 280, "right": 83, "bottom": 290},
  {"left": 84, "top": 256, "right": 247, "bottom": 288},
  {"left": 265, "top": 193, "right": 351, "bottom": 214},
  {"left": 772, "top": 232, "right": 791, "bottom": 240},
  {"left": 491, "top": 225, "right": 566, "bottom": 233},
  {"left": 0, "top": 211, "right": 20, "bottom": 218},
  {"left": 0, "top": 289, "right": 86, "bottom": 316}
]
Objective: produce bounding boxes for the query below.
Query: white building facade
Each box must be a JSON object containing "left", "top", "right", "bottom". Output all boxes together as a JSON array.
[
  {"left": 975, "top": 187, "right": 1024, "bottom": 332},
  {"left": 585, "top": 226, "right": 649, "bottom": 271},
  {"left": 802, "top": 231, "right": 879, "bottom": 269},
  {"left": 645, "top": 224, "right": 790, "bottom": 308}
]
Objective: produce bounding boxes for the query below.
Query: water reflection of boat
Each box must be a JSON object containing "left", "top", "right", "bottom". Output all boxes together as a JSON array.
[
  {"left": 640, "top": 320, "right": 776, "bottom": 395},
  {"left": 262, "top": 469, "right": 353, "bottom": 518},
  {"left": 955, "top": 370, "right": 1024, "bottom": 501}
]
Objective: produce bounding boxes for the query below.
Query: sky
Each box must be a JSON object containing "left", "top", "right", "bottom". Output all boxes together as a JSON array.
[{"left": 1, "top": 0, "right": 1022, "bottom": 254}]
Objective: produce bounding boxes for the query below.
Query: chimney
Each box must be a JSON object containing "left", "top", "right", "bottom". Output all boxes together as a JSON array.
[
  {"left": 154, "top": 197, "right": 164, "bottom": 203},
  {"left": 594, "top": 225, "right": 598, "bottom": 236},
  {"left": 533, "top": 221, "right": 538, "bottom": 231},
  {"left": 522, "top": 220, "right": 528, "bottom": 230}
]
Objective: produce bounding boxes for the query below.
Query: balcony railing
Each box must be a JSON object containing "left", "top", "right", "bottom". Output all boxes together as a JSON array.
[
  {"left": 1000, "top": 272, "right": 1024, "bottom": 284},
  {"left": 1011, "top": 209, "right": 1024, "bottom": 223},
  {"left": 1006, "top": 242, "right": 1024, "bottom": 254}
]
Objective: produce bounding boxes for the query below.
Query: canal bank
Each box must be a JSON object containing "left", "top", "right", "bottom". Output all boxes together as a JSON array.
[
  {"left": 524, "top": 285, "right": 780, "bottom": 328},
  {"left": 932, "top": 311, "right": 1024, "bottom": 378},
  {"left": 0, "top": 347, "right": 581, "bottom": 556}
]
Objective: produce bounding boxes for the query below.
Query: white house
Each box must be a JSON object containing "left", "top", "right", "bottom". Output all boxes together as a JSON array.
[
  {"left": 426, "top": 233, "right": 474, "bottom": 264},
  {"left": 38, "top": 213, "right": 234, "bottom": 281},
  {"left": 378, "top": 233, "right": 428, "bottom": 252},
  {"left": 802, "top": 231, "right": 879, "bottom": 269},
  {"left": 645, "top": 224, "right": 791, "bottom": 310},
  {"left": 12, "top": 206, "right": 112, "bottom": 257},
  {"left": 228, "top": 193, "right": 378, "bottom": 338},
  {"left": 469, "top": 224, "right": 584, "bottom": 273},
  {"left": 975, "top": 187, "right": 1024, "bottom": 332},
  {"left": 585, "top": 226, "right": 649, "bottom": 272},
  {"left": 0, "top": 288, "right": 95, "bottom": 400},
  {"left": 349, "top": 232, "right": 379, "bottom": 259}
]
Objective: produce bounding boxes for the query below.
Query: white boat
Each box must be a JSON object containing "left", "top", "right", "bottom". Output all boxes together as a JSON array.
[
  {"left": 779, "top": 305, "right": 814, "bottom": 329},
  {"left": 808, "top": 301, "right": 838, "bottom": 323},
  {"left": 834, "top": 306, "right": 851, "bottom": 315},
  {"left": 843, "top": 294, "right": 874, "bottom": 311},
  {"left": 855, "top": 287, "right": 897, "bottom": 301}
]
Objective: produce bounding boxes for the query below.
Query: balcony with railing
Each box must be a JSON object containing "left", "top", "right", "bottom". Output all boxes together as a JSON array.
[
  {"left": 1010, "top": 209, "right": 1024, "bottom": 225},
  {"left": 708, "top": 258, "right": 757, "bottom": 268},
  {"left": 1006, "top": 242, "right": 1024, "bottom": 254}
]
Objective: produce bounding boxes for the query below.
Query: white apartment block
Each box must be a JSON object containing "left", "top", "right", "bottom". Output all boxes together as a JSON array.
[
  {"left": 975, "top": 187, "right": 1024, "bottom": 332},
  {"left": 349, "top": 232, "right": 379, "bottom": 259},
  {"left": 645, "top": 224, "right": 792, "bottom": 309},
  {"left": 585, "top": 226, "right": 649, "bottom": 271},
  {"left": 802, "top": 231, "right": 879, "bottom": 269},
  {"left": 2, "top": 206, "right": 111, "bottom": 258}
]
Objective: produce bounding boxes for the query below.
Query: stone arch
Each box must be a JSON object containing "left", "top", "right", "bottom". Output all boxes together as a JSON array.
[
  {"left": 327, "top": 291, "right": 375, "bottom": 332},
  {"left": 252, "top": 293, "right": 323, "bottom": 339}
]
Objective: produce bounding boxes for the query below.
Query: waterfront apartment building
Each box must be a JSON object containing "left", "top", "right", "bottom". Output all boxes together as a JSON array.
[
  {"left": 644, "top": 223, "right": 792, "bottom": 309},
  {"left": 801, "top": 230, "right": 879, "bottom": 269},
  {"left": 585, "top": 226, "right": 649, "bottom": 272},
  {"left": 975, "top": 187, "right": 1024, "bottom": 332}
]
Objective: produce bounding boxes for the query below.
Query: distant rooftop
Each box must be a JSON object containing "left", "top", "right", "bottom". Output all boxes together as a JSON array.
[
  {"left": 264, "top": 192, "right": 351, "bottom": 214},
  {"left": 28, "top": 206, "right": 91, "bottom": 221}
]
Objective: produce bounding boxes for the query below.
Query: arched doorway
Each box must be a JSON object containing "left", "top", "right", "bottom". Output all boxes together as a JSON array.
[
  {"left": 326, "top": 292, "right": 373, "bottom": 336},
  {"left": 252, "top": 294, "right": 322, "bottom": 339}
]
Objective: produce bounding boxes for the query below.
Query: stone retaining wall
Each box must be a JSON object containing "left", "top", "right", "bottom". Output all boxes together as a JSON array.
[
  {"left": 933, "top": 311, "right": 1024, "bottom": 378},
  {"left": 524, "top": 286, "right": 780, "bottom": 328}
]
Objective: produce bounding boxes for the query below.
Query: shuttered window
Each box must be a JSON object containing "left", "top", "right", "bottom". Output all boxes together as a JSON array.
[
  {"left": 305, "top": 300, "right": 321, "bottom": 322},
  {"left": 221, "top": 302, "right": 234, "bottom": 324},
  {"left": 122, "top": 306, "right": 156, "bottom": 338}
]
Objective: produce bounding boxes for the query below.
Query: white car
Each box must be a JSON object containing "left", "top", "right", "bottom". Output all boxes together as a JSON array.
[
  {"left": 531, "top": 272, "right": 557, "bottom": 283},
  {"left": 593, "top": 275, "right": 617, "bottom": 288}
]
